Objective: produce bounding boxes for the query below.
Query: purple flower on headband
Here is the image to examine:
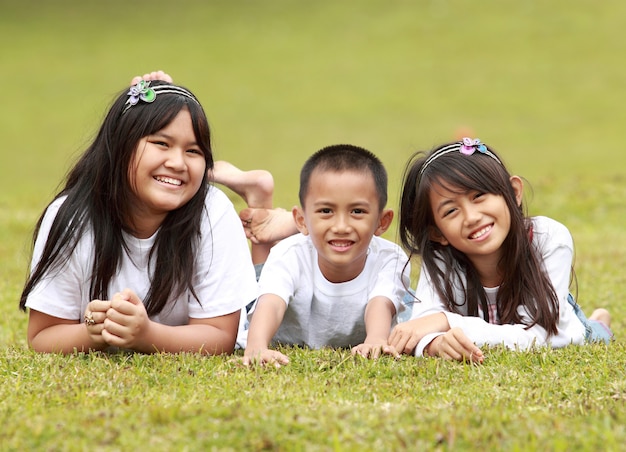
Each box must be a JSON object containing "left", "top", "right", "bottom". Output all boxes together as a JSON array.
[
  {"left": 459, "top": 137, "right": 488, "bottom": 155},
  {"left": 126, "top": 80, "right": 156, "bottom": 106}
]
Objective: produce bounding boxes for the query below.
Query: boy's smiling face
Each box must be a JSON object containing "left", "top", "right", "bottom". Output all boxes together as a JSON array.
[{"left": 293, "top": 168, "right": 393, "bottom": 283}]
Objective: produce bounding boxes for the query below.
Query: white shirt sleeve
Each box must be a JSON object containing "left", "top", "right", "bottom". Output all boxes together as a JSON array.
[
  {"left": 25, "top": 197, "right": 91, "bottom": 320},
  {"left": 365, "top": 238, "right": 411, "bottom": 315},
  {"left": 189, "top": 187, "right": 258, "bottom": 318}
]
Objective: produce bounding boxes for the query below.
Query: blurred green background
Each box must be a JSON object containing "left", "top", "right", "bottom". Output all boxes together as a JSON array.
[{"left": 1, "top": 0, "right": 625, "bottom": 343}]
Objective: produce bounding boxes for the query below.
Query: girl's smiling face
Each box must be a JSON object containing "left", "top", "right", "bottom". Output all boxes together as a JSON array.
[
  {"left": 127, "top": 108, "right": 206, "bottom": 237},
  {"left": 428, "top": 176, "right": 523, "bottom": 272}
]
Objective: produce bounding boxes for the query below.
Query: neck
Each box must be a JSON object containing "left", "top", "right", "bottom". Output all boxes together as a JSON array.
[
  {"left": 126, "top": 215, "right": 165, "bottom": 239},
  {"left": 469, "top": 256, "right": 502, "bottom": 288}
]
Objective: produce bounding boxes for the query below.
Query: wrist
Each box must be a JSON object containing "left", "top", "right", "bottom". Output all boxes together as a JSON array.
[{"left": 424, "top": 336, "right": 440, "bottom": 357}]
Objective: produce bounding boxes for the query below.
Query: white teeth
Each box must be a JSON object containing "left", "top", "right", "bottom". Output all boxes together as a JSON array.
[
  {"left": 155, "top": 176, "right": 182, "bottom": 186},
  {"left": 470, "top": 225, "right": 491, "bottom": 239},
  {"left": 330, "top": 241, "right": 352, "bottom": 247}
]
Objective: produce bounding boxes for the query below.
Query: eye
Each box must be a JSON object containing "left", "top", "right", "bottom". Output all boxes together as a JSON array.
[
  {"left": 351, "top": 208, "right": 366, "bottom": 215},
  {"left": 186, "top": 148, "right": 204, "bottom": 156},
  {"left": 473, "top": 192, "right": 486, "bottom": 201},
  {"left": 442, "top": 207, "right": 457, "bottom": 218},
  {"left": 317, "top": 208, "right": 332, "bottom": 215}
]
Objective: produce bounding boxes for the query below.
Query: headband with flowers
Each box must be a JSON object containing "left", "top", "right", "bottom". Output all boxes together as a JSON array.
[
  {"left": 418, "top": 137, "right": 502, "bottom": 179},
  {"left": 122, "top": 80, "right": 200, "bottom": 114}
]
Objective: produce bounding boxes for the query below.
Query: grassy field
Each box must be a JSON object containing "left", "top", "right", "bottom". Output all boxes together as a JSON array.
[{"left": 1, "top": 0, "right": 625, "bottom": 450}]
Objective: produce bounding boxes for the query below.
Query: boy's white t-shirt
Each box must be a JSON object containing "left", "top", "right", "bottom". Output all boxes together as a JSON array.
[
  {"left": 411, "top": 216, "right": 587, "bottom": 355},
  {"left": 254, "top": 233, "right": 410, "bottom": 349},
  {"left": 25, "top": 186, "right": 257, "bottom": 325}
]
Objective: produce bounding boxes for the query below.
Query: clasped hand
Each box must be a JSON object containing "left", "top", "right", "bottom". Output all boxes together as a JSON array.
[{"left": 84, "top": 288, "right": 151, "bottom": 349}]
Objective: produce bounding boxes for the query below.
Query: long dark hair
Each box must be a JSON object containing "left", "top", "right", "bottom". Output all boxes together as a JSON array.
[
  {"left": 20, "top": 81, "right": 214, "bottom": 316},
  {"left": 399, "top": 141, "right": 560, "bottom": 336}
]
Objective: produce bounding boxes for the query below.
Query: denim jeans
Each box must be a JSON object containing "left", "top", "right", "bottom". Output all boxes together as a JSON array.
[{"left": 567, "top": 293, "right": 613, "bottom": 344}]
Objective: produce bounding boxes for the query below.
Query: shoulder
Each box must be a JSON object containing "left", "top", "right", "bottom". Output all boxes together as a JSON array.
[
  {"left": 531, "top": 216, "right": 573, "bottom": 249},
  {"left": 368, "top": 236, "right": 409, "bottom": 258},
  {"left": 199, "top": 185, "right": 241, "bottom": 230},
  {"left": 37, "top": 195, "right": 70, "bottom": 234},
  {"left": 268, "top": 233, "right": 312, "bottom": 257},
  {"left": 204, "top": 185, "right": 234, "bottom": 213}
]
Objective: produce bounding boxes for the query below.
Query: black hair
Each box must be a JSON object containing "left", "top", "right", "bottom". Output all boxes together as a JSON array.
[{"left": 298, "top": 144, "right": 387, "bottom": 209}]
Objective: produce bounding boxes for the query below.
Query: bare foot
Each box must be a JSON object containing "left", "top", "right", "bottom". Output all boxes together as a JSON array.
[
  {"left": 211, "top": 161, "right": 274, "bottom": 209},
  {"left": 239, "top": 207, "right": 298, "bottom": 244},
  {"left": 589, "top": 308, "right": 611, "bottom": 327}
]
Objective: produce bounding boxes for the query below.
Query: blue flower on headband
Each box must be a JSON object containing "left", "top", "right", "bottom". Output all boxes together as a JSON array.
[
  {"left": 126, "top": 80, "right": 156, "bottom": 106},
  {"left": 460, "top": 137, "right": 487, "bottom": 155}
]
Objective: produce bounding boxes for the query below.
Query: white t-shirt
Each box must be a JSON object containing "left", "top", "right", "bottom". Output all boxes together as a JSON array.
[
  {"left": 25, "top": 186, "right": 257, "bottom": 325},
  {"left": 411, "top": 216, "right": 586, "bottom": 355},
  {"left": 254, "top": 233, "right": 411, "bottom": 349}
]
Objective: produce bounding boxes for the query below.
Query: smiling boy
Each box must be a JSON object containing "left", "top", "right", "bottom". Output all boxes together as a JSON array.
[{"left": 242, "top": 144, "right": 410, "bottom": 366}]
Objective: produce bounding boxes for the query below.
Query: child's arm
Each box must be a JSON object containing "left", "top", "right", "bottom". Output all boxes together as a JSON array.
[
  {"left": 242, "top": 294, "right": 290, "bottom": 366},
  {"left": 351, "top": 296, "right": 400, "bottom": 359},
  {"left": 97, "top": 289, "right": 241, "bottom": 354},
  {"left": 27, "top": 309, "right": 110, "bottom": 353}
]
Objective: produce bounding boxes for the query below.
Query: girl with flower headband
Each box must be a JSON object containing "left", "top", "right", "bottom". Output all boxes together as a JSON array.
[
  {"left": 388, "top": 138, "right": 613, "bottom": 362},
  {"left": 19, "top": 72, "right": 258, "bottom": 354}
]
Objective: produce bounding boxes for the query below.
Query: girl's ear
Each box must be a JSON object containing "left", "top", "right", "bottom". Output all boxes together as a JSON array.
[
  {"left": 429, "top": 226, "right": 449, "bottom": 246},
  {"left": 374, "top": 209, "right": 394, "bottom": 236},
  {"left": 292, "top": 206, "right": 309, "bottom": 235},
  {"left": 510, "top": 176, "right": 524, "bottom": 207}
]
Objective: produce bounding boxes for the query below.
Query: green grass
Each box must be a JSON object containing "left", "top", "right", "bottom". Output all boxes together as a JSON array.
[{"left": 1, "top": 0, "right": 626, "bottom": 450}]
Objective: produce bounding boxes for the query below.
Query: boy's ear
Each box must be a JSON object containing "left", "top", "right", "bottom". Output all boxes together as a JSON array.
[
  {"left": 429, "top": 226, "right": 449, "bottom": 246},
  {"left": 292, "top": 206, "right": 309, "bottom": 235},
  {"left": 510, "top": 176, "right": 524, "bottom": 207},
  {"left": 374, "top": 209, "right": 394, "bottom": 236}
]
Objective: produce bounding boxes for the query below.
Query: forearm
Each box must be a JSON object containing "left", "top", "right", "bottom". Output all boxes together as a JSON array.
[
  {"left": 133, "top": 321, "right": 239, "bottom": 355},
  {"left": 410, "top": 312, "right": 450, "bottom": 337},
  {"left": 29, "top": 323, "right": 107, "bottom": 354},
  {"left": 364, "top": 297, "right": 395, "bottom": 343},
  {"left": 245, "top": 296, "right": 286, "bottom": 352}
]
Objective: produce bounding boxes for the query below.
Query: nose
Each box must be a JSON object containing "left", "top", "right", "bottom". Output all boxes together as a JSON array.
[
  {"left": 331, "top": 213, "right": 353, "bottom": 234},
  {"left": 164, "top": 148, "right": 187, "bottom": 171},
  {"left": 463, "top": 204, "right": 481, "bottom": 226}
]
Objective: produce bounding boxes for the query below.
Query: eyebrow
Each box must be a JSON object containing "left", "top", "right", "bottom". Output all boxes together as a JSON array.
[
  {"left": 435, "top": 198, "right": 454, "bottom": 213},
  {"left": 311, "top": 199, "right": 373, "bottom": 208}
]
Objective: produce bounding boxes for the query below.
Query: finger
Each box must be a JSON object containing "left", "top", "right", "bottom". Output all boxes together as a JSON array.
[
  {"left": 388, "top": 332, "right": 407, "bottom": 353},
  {"left": 272, "top": 353, "right": 290, "bottom": 365},
  {"left": 110, "top": 290, "right": 140, "bottom": 314},
  {"left": 388, "top": 328, "right": 400, "bottom": 344},
  {"left": 120, "top": 288, "right": 142, "bottom": 305},
  {"left": 352, "top": 346, "right": 369, "bottom": 358},
  {"left": 89, "top": 299, "right": 112, "bottom": 313},
  {"left": 88, "top": 311, "right": 107, "bottom": 324},
  {"left": 450, "top": 330, "right": 483, "bottom": 362},
  {"left": 383, "top": 345, "right": 401, "bottom": 359},
  {"left": 402, "top": 336, "right": 419, "bottom": 355},
  {"left": 87, "top": 322, "right": 106, "bottom": 335},
  {"left": 248, "top": 233, "right": 260, "bottom": 244},
  {"left": 443, "top": 336, "right": 476, "bottom": 362}
]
